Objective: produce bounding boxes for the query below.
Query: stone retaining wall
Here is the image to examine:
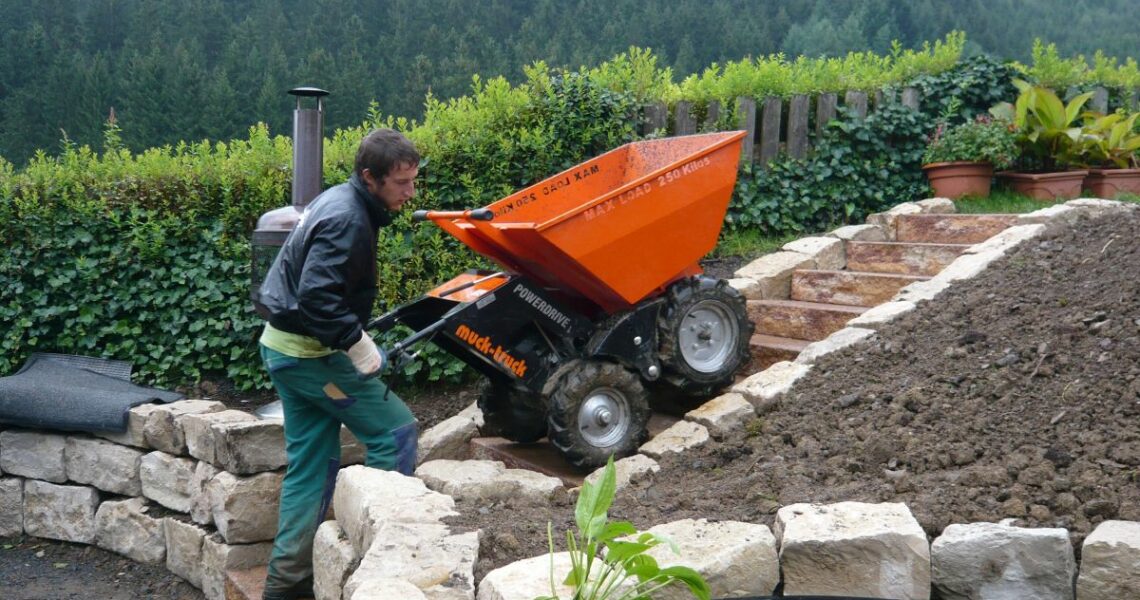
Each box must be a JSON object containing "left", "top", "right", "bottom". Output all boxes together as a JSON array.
[{"left": 2, "top": 198, "right": 1138, "bottom": 600}]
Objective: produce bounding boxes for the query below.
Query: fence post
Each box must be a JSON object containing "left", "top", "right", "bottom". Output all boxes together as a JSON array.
[
  {"left": 787, "top": 94, "right": 810, "bottom": 159},
  {"left": 704, "top": 100, "right": 721, "bottom": 132},
  {"left": 675, "top": 101, "right": 696, "bottom": 135},
  {"left": 901, "top": 87, "right": 920, "bottom": 110},
  {"left": 844, "top": 91, "right": 868, "bottom": 120},
  {"left": 735, "top": 97, "right": 756, "bottom": 167},
  {"left": 816, "top": 93, "right": 838, "bottom": 138},
  {"left": 641, "top": 102, "right": 668, "bottom": 136},
  {"left": 1090, "top": 86, "right": 1109, "bottom": 113},
  {"left": 759, "top": 97, "right": 782, "bottom": 167}
]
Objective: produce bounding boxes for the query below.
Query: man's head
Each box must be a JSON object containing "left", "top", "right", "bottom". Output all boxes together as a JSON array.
[{"left": 355, "top": 128, "right": 420, "bottom": 211}]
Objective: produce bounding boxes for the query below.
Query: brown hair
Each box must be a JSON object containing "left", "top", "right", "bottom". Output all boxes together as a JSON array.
[{"left": 354, "top": 128, "right": 420, "bottom": 181}]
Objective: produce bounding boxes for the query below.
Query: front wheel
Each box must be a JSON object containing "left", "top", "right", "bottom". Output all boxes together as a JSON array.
[
  {"left": 546, "top": 361, "right": 650, "bottom": 469},
  {"left": 657, "top": 276, "right": 753, "bottom": 396}
]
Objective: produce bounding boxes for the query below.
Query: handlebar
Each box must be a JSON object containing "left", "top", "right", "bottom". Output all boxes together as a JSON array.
[{"left": 412, "top": 208, "right": 494, "bottom": 222}]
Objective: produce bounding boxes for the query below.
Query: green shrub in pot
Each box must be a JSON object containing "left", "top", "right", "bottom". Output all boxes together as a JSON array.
[{"left": 922, "top": 115, "right": 1019, "bottom": 169}]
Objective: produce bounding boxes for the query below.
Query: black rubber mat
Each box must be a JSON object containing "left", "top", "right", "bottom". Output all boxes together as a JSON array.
[{"left": 0, "top": 353, "right": 182, "bottom": 432}]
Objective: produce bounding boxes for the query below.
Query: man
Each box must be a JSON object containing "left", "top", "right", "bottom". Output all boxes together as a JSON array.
[{"left": 256, "top": 128, "right": 420, "bottom": 600}]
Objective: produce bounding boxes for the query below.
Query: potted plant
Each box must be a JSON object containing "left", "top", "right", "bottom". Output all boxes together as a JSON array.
[
  {"left": 1077, "top": 110, "right": 1140, "bottom": 198},
  {"left": 989, "top": 80, "right": 1092, "bottom": 200},
  {"left": 922, "top": 115, "right": 1018, "bottom": 198}
]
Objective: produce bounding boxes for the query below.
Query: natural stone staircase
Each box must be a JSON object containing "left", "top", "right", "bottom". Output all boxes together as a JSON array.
[{"left": 745, "top": 209, "right": 1019, "bottom": 371}]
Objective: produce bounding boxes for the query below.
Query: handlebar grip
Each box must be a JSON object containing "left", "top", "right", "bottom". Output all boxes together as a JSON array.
[
  {"left": 468, "top": 208, "right": 494, "bottom": 221},
  {"left": 412, "top": 210, "right": 429, "bottom": 222}
]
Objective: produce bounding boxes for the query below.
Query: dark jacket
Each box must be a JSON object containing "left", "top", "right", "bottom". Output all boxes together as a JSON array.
[{"left": 258, "top": 174, "right": 393, "bottom": 350}]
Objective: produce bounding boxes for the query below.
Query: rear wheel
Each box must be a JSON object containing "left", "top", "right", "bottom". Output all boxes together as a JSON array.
[
  {"left": 476, "top": 380, "right": 547, "bottom": 443},
  {"left": 657, "top": 276, "right": 752, "bottom": 396},
  {"left": 547, "top": 361, "right": 650, "bottom": 469}
]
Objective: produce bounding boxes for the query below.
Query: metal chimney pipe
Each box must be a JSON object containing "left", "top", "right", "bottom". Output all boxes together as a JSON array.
[{"left": 288, "top": 87, "right": 329, "bottom": 209}]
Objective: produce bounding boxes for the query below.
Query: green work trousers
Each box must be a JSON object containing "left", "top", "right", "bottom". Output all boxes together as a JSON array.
[{"left": 259, "top": 344, "right": 417, "bottom": 596}]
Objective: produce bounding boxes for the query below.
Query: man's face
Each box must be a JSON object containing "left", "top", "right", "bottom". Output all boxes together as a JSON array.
[{"left": 362, "top": 162, "right": 418, "bottom": 211}]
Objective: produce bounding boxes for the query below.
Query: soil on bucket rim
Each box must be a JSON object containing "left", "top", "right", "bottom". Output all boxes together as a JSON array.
[{"left": 450, "top": 209, "right": 1140, "bottom": 583}]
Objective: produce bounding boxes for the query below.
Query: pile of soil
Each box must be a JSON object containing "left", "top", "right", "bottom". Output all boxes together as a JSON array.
[{"left": 456, "top": 209, "right": 1140, "bottom": 581}]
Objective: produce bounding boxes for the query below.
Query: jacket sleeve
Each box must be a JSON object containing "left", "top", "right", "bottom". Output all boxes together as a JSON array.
[{"left": 295, "top": 217, "right": 365, "bottom": 350}]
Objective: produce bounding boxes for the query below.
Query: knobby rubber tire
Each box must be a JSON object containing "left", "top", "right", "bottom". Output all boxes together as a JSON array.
[
  {"left": 657, "top": 275, "right": 753, "bottom": 396},
  {"left": 476, "top": 380, "right": 547, "bottom": 443},
  {"left": 546, "top": 361, "right": 650, "bottom": 469}
]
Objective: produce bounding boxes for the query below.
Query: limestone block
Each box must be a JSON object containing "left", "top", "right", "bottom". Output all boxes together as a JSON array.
[
  {"left": 1077, "top": 520, "right": 1140, "bottom": 600},
  {"left": 416, "top": 459, "right": 562, "bottom": 505},
  {"left": 732, "top": 251, "right": 815, "bottom": 299},
  {"left": 201, "top": 534, "right": 273, "bottom": 600},
  {"left": 313, "top": 520, "right": 360, "bottom": 600},
  {"left": 777, "top": 501, "right": 931, "bottom": 600},
  {"left": 164, "top": 517, "right": 209, "bottom": 588},
  {"left": 0, "top": 430, "right": 67, "bottom": 483},
  {"left": 847, "top": 300, "right": 917, "bottom": 330},
  {"left": 95, "top": 402, "right": 162, "bottom": 448},
  {"left": 23, "top": 480, "right": 100, "bottom": 543},
  {"left": 345, "top": 525, "right": 479, "bottom": 600},
  {"left": 418, "top": 402, "right": 483, "bottom": 464},
  {"left": 931, "top": 521, "right": 1075, "bottom": 600},
  {"left": 828, "top": 223, "right": 888, "bottom": 242},
  {"left": 727, "top": 277, "right": 763, "bottom": 299},
  {"left": 640, "top": 519, "right": 779, "bottom": 600},
  {"left": 206, "top": 470, "right": 282, "bottom": 544},
  {"left": 639, "top": 420, "right": 709, "bottom": 459},
  {"left": 140, "top": 451, "right": 197, "bottom": 512},
  {"left": 964, "top": 223, "right": 1046, "bottom": 256},
  {"left": 731, "top": 361, "right": 812, "bottom": 412},
  {"left": 893, "top": 278, "right": 953, "bottom": 303},
  {"left": 929, "top": 248, "right": 1005, "bottom": 284},
  {"left": 584, "top": 454, "right": 659, "bottom": 490},
  {"left": 350, "top": 578, "right": 427, "bottom": 599},
  {"left": 477, "top": 553, "right": 577, "bottom": 600},
  {"left": 189, "top": 460, "right": 220, "bottom": 525},
  {"left": 65, "top": 436, "right": 144, "bottom": 496},
  {"left": 143, "top": 399, "right": 225, "bottom": 455},
  {"left": 1016, "top": 204, "right": 1083, "bottom": 235},
  {"left": 782, "top": 236, "right": 845, "bottom": 270},
  {"left": 794, "top": 327, "right": 877, "bottom": 365},
  {"left": 181, "top": 410, "right": 256, "bottom": 464},
  {"left": 94, "top": 497, "right": 166, "bottom": 564},
  {"left": 684, "top": 392, "right": 756, "bottom": 436},
  {"left": 867, "top": 202, "right": 923, "bottom": 239},
  {"left": 915, "top": 197, "right": 956, "bottom": 213},
  {"left": 0, "top": 477, "right": 23, "bottom": 536},
  {"left": 333, "top": 465, "right": 458, "bottom": 556},
  {"left": 212, "top": 420, "right": 286, "bottom": 474},
  {"left": 1067, "top": 198, "right": 1137, "bottom": 217}
]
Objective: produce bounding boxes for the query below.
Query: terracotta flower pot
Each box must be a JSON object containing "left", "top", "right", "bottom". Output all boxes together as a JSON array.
[
  {"left": 1084, "top": 168, "right": 1140, "bottom": 198},
  {"left": 997, "top": 170, "right": 1089, "bottom": 201},
  {"left": 921, "top": 161, "right": 993, "bottom": 199}
]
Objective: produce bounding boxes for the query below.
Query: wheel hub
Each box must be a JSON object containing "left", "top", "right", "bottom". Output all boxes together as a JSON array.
[
  {"left": 679, "top": 299, "right": 738, "bottom": 373},
  {"left": 577, "top": 387, "right": 629, "bottom": 447}
]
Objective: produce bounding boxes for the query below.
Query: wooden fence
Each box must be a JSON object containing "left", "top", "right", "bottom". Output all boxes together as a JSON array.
[{"left": 640, "top": 85, "right": 1140, "bottom": 169}]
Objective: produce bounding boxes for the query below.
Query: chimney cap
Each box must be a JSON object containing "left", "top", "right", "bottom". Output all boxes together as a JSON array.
[{"left": 288, "top": 87, "right": 330, "bottom": 97}]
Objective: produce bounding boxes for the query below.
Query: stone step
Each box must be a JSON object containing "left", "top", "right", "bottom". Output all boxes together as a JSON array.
[
  {"left": 845, "top": 241, "right": 971, "bottom": 276},
  {"left": 224, "top": 565, "right": 269, "bottom": 600},
  {"left": 747, "top": 334, "right": 811, "bottom": 371},
  {"left": 791, "top": 269, "right": 930, "bottom": 307},
  {"left": 747, "top": 299, "right": 866, "bottom": 341},
  {"left": 469, "top": 413, "right": 680, "bottom": 487},
  {"left": 895, "top": 213, "right": 1019, "bottom": 244}
]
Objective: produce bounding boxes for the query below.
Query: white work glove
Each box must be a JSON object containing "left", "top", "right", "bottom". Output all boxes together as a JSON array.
[{"left": 346, "top": 332, "right": 385, "bottom": 379}]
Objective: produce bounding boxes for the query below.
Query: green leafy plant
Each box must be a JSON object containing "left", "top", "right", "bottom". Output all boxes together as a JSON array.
[
  {"left": 537, "top": 457, "right": 710, "bottom": 600},
  {"left": 990, "top": 80, "right": 1095, "bottom": 171},
  {"left": 1077, "top": 110, "right": 1140, "bottom": 168},
  {"left": 923, "top": 115, "right": 1019, "bottom": 169}
]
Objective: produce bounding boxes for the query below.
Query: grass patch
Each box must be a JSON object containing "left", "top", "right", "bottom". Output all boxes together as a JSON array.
[
  {"left": 713, "top": 228, "right": 800, "bottom": 260},
  {"left": 953, "top": 188, "right": 1064, "bottom": 214}
]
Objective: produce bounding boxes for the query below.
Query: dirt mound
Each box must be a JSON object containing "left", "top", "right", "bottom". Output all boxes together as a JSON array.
[{"left": 455, "top": 208, "right": 1140, "bottom": 580}]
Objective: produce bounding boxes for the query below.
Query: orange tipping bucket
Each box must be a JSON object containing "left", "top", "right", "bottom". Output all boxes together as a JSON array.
[{"left": 422, "top": 131, "right": 748, "bottom": 313}]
